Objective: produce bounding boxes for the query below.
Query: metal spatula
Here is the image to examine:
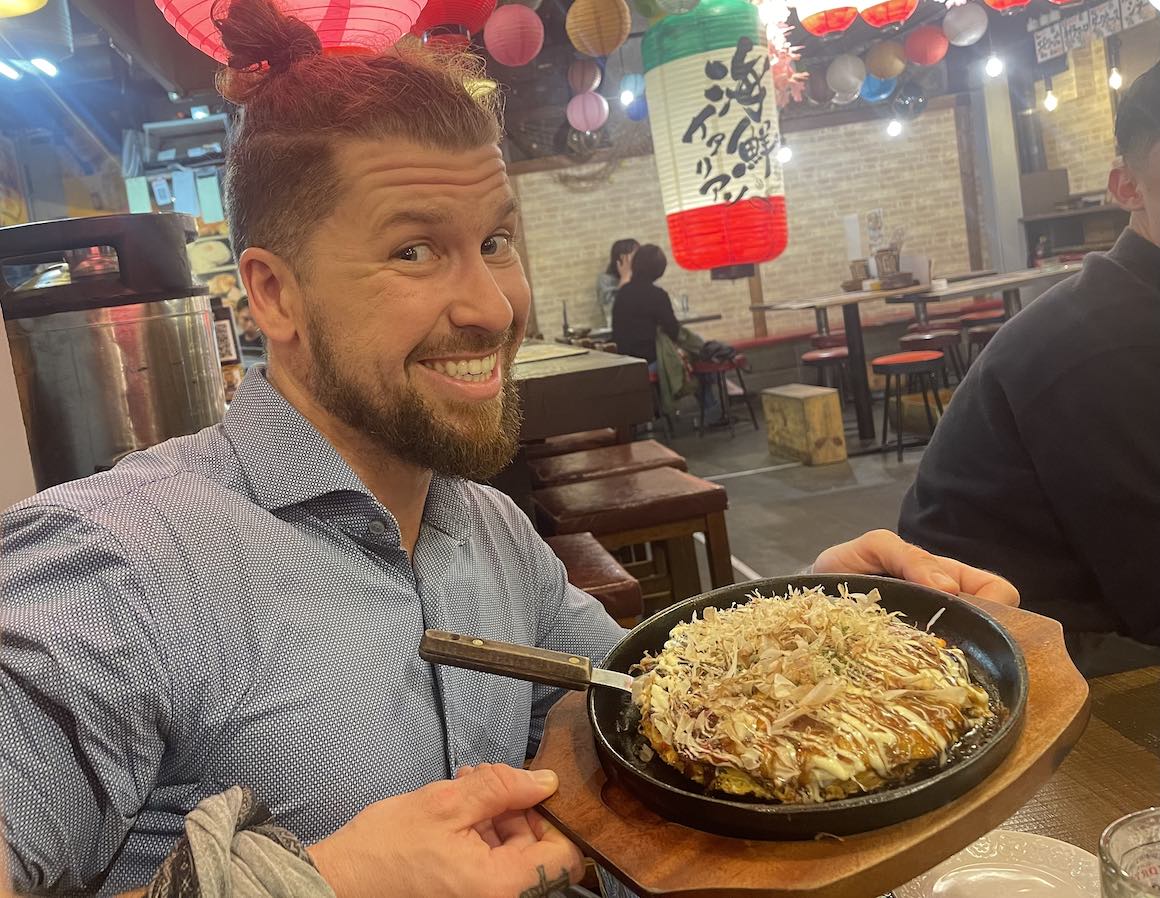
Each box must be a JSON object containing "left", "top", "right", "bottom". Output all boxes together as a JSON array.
[{"left": 419, "top": 629, "right": 635, "bottom": 694}]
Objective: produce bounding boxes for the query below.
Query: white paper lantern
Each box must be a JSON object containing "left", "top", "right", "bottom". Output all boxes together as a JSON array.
[
  {"left": 826, "top": 53, "right": 866, "bottom": 95},
  {"left": 942, "top": 2, "right": 988, "bottom": 47}
]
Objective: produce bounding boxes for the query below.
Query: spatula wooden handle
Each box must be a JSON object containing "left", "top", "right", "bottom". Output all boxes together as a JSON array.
[{"left": 420, "top": 630, "right": 594, "bottom": 691}]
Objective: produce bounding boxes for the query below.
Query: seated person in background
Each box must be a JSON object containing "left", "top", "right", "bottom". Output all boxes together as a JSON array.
[
  {"left": 899, "top": 61, "right": 1160, "bottom": 678},
  {"left": 595, "top": 238, "right": 638, "bottom": 328},
  {"left": 611, "top": 243, "right": 724, "bottom": 427}
]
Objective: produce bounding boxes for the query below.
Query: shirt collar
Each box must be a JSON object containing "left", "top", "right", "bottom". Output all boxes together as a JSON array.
[
  {"left": 221, "top": 367, "right": 470, "bottom": 542},
  {"left": 1107, "top": 227, "right": 1160, "bottom": 285}
]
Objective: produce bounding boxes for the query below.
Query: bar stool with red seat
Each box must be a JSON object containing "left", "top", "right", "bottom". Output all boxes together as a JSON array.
[
  {"left": 898, "top": 329, "right": 965, "bottom": 383},
  {"left": 810, "top": 331, "right": 846, "bottom": 349},
  {"left": 690, "top": 353, "right": 759, "bottom": 437},
  {"left": 967, "top": 322, "right": 1003, "bottom": 365},
  {"left": 529, "top": 439, "right": 686, "bottom": 488},
  {"left": 871, "top": 350, "right": 946, "bottom": 462},
  {"left": 533, "top": 466, "right": 731, "bottom": 609},
  {"left": 959, "top": 308, "right": 1006, "bottom": 328},
  {"left": 545, "top": 532, "right": 644, "bottom": 627},
  {"left": 800, "top": 346, "right": 850, "bottom": 405}
]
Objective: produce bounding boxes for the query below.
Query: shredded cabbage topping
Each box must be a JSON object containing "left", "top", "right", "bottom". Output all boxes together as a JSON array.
[{"left": 632, "top": 586, "right": 993, "bottom": 803}]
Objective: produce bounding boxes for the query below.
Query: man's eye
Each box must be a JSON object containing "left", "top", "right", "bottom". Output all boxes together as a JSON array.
[
  {"left": 482, "top": 235, "right": 513, "bottom": 257},
  {"left": 397, "top": 244, "right": 435, "bottom": 262}
]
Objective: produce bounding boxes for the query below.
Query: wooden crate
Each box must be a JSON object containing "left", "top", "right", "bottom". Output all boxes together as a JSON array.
[{"left": 761, "top": 384, "right": 847, "bottom": 466}]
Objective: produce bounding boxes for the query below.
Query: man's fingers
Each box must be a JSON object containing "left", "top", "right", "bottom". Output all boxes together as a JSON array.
[
  {"left": 498, "top": 827, "right": 585, "bottom": 887},
  {"left": 437, "top": 764, "right": 559, "bottom": 829},
  {"left": 938, "top": 556, "right": 1020, "bottom": 606},
  {"left": 472, "top": 816, "right": 502, "bottom": 849},
  {"left": 493, "top": 808, "right": 539, "bottom": 847}
]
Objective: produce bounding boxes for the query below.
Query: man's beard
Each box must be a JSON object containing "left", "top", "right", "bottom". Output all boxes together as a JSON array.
[{"left": 306, "top": 317, "right": 523, "bottom": 482}]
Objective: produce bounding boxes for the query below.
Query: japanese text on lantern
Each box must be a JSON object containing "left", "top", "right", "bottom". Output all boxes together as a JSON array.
[{"left": 681, "top": 36, "right": 778, "bottom": 205}]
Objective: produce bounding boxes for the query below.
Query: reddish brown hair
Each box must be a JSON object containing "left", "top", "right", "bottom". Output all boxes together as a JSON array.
[{"left": 213, "top": 0, "right": 503, "bottom": 269}]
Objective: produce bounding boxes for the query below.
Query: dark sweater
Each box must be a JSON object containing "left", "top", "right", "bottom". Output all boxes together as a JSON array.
[
  {"left": 611, "top": 280, "right": 680, "bottom": 364},
  {"left": 899, "top": 229, "right": 1160, "bottom": 645}
]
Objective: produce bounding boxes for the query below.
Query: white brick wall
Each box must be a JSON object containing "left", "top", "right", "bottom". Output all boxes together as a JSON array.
[
  {"left": 514, "top": 105, "right": 979, "bottom": 343},
  {"left": 1040, "top": 41, "right": 1118, "bottom": 196}
]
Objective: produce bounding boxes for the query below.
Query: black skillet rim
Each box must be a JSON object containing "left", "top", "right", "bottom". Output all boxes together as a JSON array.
[{"left": 586, "top": 574, "right": 1029, "bottom": 835}]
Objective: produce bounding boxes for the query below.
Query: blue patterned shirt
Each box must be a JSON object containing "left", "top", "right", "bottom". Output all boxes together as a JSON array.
[{"left": 0, "top": 368, "right": 625, "bottom": 895}]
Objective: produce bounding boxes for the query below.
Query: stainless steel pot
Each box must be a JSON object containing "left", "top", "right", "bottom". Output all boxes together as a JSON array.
[{"left": 1, "top": 213, "right": 224, "bottom": 490}]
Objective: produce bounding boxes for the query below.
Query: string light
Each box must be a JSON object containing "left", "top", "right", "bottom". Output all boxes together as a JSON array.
[
  {"left": 30, "top": 58, "right": 57, "bottom": 77},
  {"left": 776, "top": 143, "right": 792, "bottom": 164},
  {"left": 1043, "top": 74, "right": 1057, "bottom": 112},
  {"left": 1109, "top": 67, "right": 1123, "bottom": 90},
  {"left": 886, "top": 118, "right": 903, "bottom": 137},
  {"left": 984, "top": 54, "right": 1004, "bottom": 78},
  {"left": 0, "top": 61, "right": 20, "bottom": 80}
]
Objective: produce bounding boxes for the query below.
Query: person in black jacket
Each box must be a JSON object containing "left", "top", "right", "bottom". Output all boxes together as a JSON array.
[
  {"left": 611, "top": 244, "right": 724, "bottom": 426},
  {"left": 899, "top": 62, "right": 1160, "bottom": 677}
]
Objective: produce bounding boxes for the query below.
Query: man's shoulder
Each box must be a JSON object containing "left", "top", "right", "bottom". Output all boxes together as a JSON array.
[{"left": 7, "top": 423, "right": 246, "bottom": 535}]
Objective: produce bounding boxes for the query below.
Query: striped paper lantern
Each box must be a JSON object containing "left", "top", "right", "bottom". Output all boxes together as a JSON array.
[
  {"left": 567, "top": 57, "right": 602, "bottom": 93},
  {"left": 793, "top": 0, "right": 858, "bottom": 39},
  {"left": 566, "top": 90, "right": 610, "bottom": 131},
  {"left": 565, "top": 0, "right": 631, "bottom": 57},
  {"left": 483, "top": 3, "right": 543, "bottom": 65},
  {"left": 642, "top": 0, "right": 787, "bottom": 271}
]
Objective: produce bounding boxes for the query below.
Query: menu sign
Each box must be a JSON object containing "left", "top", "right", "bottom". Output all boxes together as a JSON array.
[{"left": 1033, "top": 0, "right": 1152, "bottom": 62}]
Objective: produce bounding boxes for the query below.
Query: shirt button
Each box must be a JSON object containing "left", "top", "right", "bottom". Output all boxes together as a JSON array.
[{"left": 368, "top": 520, "right": 387, "bottom": 537}]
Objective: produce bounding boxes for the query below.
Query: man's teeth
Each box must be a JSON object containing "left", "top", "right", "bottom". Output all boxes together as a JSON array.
[{"left": 423, "top": 353, "right": 498, "bottom": 382}]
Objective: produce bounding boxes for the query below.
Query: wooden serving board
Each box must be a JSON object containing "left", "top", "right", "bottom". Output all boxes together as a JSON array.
[{"left": 529, "top": 600, "right": 1090, "bottom": 898}]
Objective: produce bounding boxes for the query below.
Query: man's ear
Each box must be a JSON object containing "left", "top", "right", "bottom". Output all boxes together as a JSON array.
[
  {"left": 1109, "top": 160, "right": 1146, "bottom": 211},
  {"left": 238, "top": 247, "right": 303, "bottom": 350}
]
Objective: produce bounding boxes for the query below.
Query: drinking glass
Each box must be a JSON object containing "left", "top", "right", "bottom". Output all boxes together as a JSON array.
[{"left": 1102, "top": 808, "right": 1160, "bottom": 897}]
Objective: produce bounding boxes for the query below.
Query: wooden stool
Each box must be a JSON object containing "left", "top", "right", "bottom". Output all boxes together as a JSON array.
[
  {"left": 529, "top": 439, "right": 686, "bottom": 488},
  {"left": 524, "top": 428, "right": 619, "bottom": 460},
  {"left": 959, "top": 309, "right": 1006, "bottom": 328},
  {"left": 533, "top": 466, "right": 731, "bottom": 610},
  {"left": 762, "top": 384, "right": 847, "bottom": 466},
  {"left": 967, "top": 322, "right": 1003, "bottom": 365},
  {"left": 810, "top": 331, "right": 846, "bottom": 349},
  {"left": 899, "top": 329, "right": 965, "bottom": 383},
  {"left": 872, "top": 350, "right": 946, "bottom": 462},
  {"left": 801, "top": 346, "right": 850, "bottom": 406},
  {"left": 690, "top": 354, "right": 759, "bottom": 437},
  {"left": 545, "top": 532, "right": 644, "bottom": 627}
]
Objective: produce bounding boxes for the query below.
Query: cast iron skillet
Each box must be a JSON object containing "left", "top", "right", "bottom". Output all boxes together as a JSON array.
[{"left": 590, "top": 574, "right": 1027, "bottom": 839}]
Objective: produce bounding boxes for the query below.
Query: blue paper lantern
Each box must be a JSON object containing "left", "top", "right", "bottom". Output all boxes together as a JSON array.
[
  {"left": 859, "top": 74, "right": 896, "bottom": 103},
  {"left": 626, "top": 94, "right": 649, "bottom": 120},
  {"left": 619, "top": 71, "right": 645, "bottom": 105}
]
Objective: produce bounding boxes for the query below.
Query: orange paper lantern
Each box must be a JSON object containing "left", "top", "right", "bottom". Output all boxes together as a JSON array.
[
  {"left": 566, "top": 0, "right": 631, "bottom": 57},
  {"left": 857, "top": 0, "right": 916, "bottom": 30},
  {"left": 0, "top": 0, "right": 48, "bottom": 16}
]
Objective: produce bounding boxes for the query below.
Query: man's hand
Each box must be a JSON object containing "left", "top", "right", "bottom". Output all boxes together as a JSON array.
[
  {"left": 616, "top": 254, "right": 633, "bottom": 285},
  {"left": 309, "top": 764, "right": 584, "bottom": 898},
  {"left": 812, "top": 529, "right": 1019, "bottom": 607}
]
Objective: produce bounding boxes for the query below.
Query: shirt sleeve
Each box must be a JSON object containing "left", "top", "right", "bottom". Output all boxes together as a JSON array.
[
  {"left": 525, "top": 535, "right": 625, "bottom": 756},
  {"left": 0, "top": 503, "right": 170, "bottom": 892}
]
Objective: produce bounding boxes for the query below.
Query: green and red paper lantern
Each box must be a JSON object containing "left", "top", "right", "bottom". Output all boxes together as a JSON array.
[{"left": 642, "top": 0, "right": 787, "bottom": 271}]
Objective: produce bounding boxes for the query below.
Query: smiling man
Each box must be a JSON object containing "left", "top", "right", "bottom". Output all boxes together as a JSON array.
[{"left": 0, "top": 2, "right": 1015, "bottom": 897}]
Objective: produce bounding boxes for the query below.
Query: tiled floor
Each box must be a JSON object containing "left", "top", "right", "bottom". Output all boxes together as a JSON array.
[{"left": 662, "top": 406, "right": 925, "bottom": 580}]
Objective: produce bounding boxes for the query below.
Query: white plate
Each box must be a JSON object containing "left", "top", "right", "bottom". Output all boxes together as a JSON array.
[{"left": 894, "top": 830, "right": 1100, "bottom": 898}]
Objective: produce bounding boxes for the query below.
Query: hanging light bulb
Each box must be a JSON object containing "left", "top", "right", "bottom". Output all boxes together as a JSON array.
[
  {"left": 886, "top": 118, "right": 903, "bottom": 137},
  {"left": 1109, "top": 66, "right": 1123, "bottom": 90},
  {"left": 984, "top": 53, "right": 1004, "bottom": 77},
  {"left": 1042, "top": 74, "right": 1057, "bottom": 111},
  {"left": 776, "top": 143, "right": 793, "bottom": 164}
]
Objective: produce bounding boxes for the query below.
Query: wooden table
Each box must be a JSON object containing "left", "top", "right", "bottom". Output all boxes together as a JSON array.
[
  {"left": 753, "top": 285, "right": 932, "bottom": 444},
  {"left": 589, "top": 312, "right": 724, "bottom": 342},
  {"left": 885, "top": 264, "right": 1083, "bottom": 327},
  {"left": 494, "top": 343, "right": 653, "bottom": 514},
  {"left": 999, "top": 664, "right": 1160, "bottom": 854}
]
